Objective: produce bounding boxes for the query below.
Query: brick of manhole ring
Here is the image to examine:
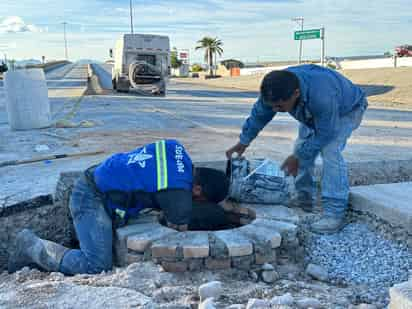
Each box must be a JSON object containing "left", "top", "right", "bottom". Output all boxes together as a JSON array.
[{"left": 120, "top": 201, "right": 301, "bottom": 272}]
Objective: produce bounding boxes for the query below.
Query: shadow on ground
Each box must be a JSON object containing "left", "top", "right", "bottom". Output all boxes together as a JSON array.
[
  {"left": 170, "top": 89, "right": 258, "bottom": 99},
  {"left": 358, "top": 84, "right": 394, "bottom": 97}
]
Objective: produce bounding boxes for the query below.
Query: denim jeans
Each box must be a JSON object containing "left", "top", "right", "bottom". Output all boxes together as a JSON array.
[
  {"left": 60, "top": 175, "right": 113, "bottom": 275},
  {"left": 294, "top": 100, "right": 367, "bottom": 217}
]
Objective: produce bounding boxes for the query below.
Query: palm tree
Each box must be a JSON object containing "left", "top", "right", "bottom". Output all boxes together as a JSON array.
[{"left": 195, "top": 37, "right": 223, "bottom": 76}]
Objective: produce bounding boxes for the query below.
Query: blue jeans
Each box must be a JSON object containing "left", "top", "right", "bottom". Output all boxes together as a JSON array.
[
  {"left": 60, "top": 175, "right": 113, "bottom": 275},
  {"left": 294, "top": 101, "right": 367, "bottom": 217}
]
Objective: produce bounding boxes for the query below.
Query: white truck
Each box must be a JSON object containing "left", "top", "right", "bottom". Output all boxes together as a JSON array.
[{"left": 111, "top": 34, "right": 170, "bottom": 95}]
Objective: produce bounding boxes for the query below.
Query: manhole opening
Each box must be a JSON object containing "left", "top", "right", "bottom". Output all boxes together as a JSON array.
[{"left": 158, "top": 202, "right": 256, "bottom": 231}]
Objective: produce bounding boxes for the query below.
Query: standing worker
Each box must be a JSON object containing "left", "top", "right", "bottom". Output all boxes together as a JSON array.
[
  {"left": 9, "top": 139, "right": 229, "bottom": 275},
  {"left": 226, "top": 64, "right": 367, "bottom": 234}
]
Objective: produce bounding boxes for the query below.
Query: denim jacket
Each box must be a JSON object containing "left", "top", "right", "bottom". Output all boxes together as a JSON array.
[{"left": 239, "top": 64, "right": 366, "bottom": 162}]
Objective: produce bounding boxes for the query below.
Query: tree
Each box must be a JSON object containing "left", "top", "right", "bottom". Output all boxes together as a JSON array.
[
  {"left": 171, "top": 47, "right": 182, "bottom": 69},
  {"left": 195, "top": 37, "right": 223, "bottom": 76}
]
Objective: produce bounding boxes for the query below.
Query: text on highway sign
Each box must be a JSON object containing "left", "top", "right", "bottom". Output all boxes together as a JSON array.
[{"left": 294, "top": 29, "right": 322, "bottom": 40}]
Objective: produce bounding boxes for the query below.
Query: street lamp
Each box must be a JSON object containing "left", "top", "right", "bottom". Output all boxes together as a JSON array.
[
  {"left": 129, "top": 0, "right": 134, "bottom": 34},
  {"left": 62, "top": 22, "right": 69, "bottom": 60},
  {"left": 292, "top": 17, "right": 304, "bottom": 64}
]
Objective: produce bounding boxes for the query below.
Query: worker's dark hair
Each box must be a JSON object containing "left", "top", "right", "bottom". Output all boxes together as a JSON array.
[
  {"left": 194, "top": 167, "right": 229, "bottom": 203},
  {"left": 260, "top": 70, "right": 300, "bottom": 104}
]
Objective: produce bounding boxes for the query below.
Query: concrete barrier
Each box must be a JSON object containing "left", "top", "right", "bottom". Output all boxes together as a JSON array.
[
  {"left": 4, "top": 68, "right": 51, "bottom": 130},
  {"left": 340, "top": 57, "right": 412, "bottom": 70}
]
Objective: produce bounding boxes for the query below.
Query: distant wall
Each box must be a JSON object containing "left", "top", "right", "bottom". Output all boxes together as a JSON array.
[{"left": 240, "top": 57, "right": 412, "bottom": 75}]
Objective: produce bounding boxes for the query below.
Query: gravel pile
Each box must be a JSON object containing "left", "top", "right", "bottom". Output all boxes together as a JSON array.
[{"left": 304, "top": 223, "right": 412, "bottom": 305}]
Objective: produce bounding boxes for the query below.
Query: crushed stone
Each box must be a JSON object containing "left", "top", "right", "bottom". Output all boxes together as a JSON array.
[{"left": 304, "top": 223, "right": 412, "bottom": 305}]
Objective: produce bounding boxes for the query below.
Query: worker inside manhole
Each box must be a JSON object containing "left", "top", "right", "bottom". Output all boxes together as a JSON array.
[{"left": 158, "top": 202, "right": 251, "bottom": 231}]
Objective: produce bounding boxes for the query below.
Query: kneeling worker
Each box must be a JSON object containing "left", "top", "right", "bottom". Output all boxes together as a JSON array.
[{"left": 9, "top": 139, "right": 229, "bottom": 275}]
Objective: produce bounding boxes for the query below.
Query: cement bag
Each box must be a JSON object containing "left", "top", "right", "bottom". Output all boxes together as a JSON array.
[
  {"left": 227, "top": 157, "right": 290, "bottom": 204},
  {"left": 4, "top": 68, "right": 51, "bottom": 130}
]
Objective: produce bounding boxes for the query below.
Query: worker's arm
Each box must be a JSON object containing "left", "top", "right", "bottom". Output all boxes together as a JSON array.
[
  {"left": 239, "top": 96, "right": 276, "bottom": 146},
  {"left": 294, "top": 94, "right": 340, "bottom": 162},
  {"left": 154, "top": 189, "right": 192, "bottom": 232}
]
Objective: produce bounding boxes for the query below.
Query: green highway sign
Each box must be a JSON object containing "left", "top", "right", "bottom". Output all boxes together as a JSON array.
[{"left": 294, "top": 29, "right": 322, "bottom": 40}]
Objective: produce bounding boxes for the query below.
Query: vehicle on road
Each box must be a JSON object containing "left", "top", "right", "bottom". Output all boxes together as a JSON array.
[
  {"left": 395, "top": 45, "right": 412, "bottom": 57},
  {"left": 0, "top": 61, "right": 8, "bottom": 74},
  {"left": 111, "top": 34, "right": 170, "bottom": 95}
]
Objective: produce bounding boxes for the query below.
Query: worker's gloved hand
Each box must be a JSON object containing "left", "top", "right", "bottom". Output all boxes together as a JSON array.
[
  {"left": 226, "top": 142, "right": 248, "bottom": 159},
  {"left": 281, "top": 154, "right": 299, "bottom": 177}
]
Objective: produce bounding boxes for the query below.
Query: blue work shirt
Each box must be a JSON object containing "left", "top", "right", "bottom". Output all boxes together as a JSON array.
[{"left": 239, "top": 64, "right": 367, "bottom": 162}]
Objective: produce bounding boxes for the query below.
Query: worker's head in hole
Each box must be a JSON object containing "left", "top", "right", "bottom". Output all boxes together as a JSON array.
[
  {"left": 260, "top": 70, "right": 300, "bottom": 113},
  {"left": 192, "top": 167, "right": 229, "bottom": 203}
]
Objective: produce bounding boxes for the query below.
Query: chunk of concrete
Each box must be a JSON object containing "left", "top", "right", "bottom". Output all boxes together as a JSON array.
[
  {"left": 237, "top": 222, "right": 282, "bottom": 249},
  {"left": 246, "top": 298, "right": 270, "bottom": 309},
  {"left": 305, "top": 263, "right": 329, "bottom": 282},
  {"left": 127, "top": 224, "right": 177, "bottom": 253},
  {"left": 199, "top": 281, "right": 223, "bottom": 302},
  {"left": 389, "top": 279, "right": 412, "bottom": 309},
  {"left": 213, "top": 230, "right": 253, "bottom": 257},
  {"left": 350, "top": 182, "right": 412, "bottom": 233},
  {"left": 199, "top": 298, "right": 217, "bottom": 309},
  {"left": 115, "top": 222, "right": 165, "bottom": 266},
  {"left": 257, "top": 219, "right": 297, "bottom": 242},
  {"left": 261, "top": 270, "right": 279, "bottom": 284},
  {"left": 270, "top": 293, "right": 295, "bottom": 306},
  {"left": 151, "top": 231, "right": 210, "bottom": 259}
]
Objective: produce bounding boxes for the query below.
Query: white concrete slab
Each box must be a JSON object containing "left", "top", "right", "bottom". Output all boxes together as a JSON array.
[{"left": 350, "top": 182, "right": 412, "bottom": 233}]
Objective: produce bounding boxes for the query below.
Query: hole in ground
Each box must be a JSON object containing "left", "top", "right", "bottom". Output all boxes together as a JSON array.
[{"left": 158, "top": 201, "right": 256, "bottom": 231}]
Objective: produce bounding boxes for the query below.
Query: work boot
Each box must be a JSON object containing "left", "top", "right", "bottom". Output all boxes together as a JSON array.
[
  {"left": 289, "top": 193, "right": 313, "bottom": 212},
  {"left": 310, "top": 215, "right": 346, "bottom": 234},
  {"left": 8, "top": 229, "right": 69, "bottom": 273}
]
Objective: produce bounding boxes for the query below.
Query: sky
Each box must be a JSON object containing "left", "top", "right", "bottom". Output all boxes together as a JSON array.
[{"left": 0, "top": 0, "right": 411, "bottom": 63}]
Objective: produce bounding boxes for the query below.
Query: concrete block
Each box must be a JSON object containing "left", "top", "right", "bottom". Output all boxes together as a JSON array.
[
  {"left": 126, "top": 252, "right": 144, "bottom": 265},
  {"left": 161, "top": 260, "right": 188, "bottom": 272},
  {"left": 116, "top": 222, "right": 155, "bottom": 243},
  {"left": 127, "top": 225, "right": 176, "bottom": 253},
  {"left": 258, "top": 218, "right": 297, "bottom": 242},
  {"left": 231, "top": 255, "right": 254, "bottom": 270},
  {"left": 181, "top": 232, "right": 210, "bottom": 258},
  {"left": 389, "top": 280, "right": 412, "bottom": 309},
  {"left": 151, "top": 231, "right": 210, "bottom": 259},
  {"left": 245, "top": 204, "right": 299, "bottom": 224},
  {"left": 254, "top": 251, "right": 276, "bottom": 265},
  {"left": 205, "top": 258, "right": 231, "bottom": 270},
  {"left": 350, "top": 182, "right": 412, "bottom": 234},
  {"left": 213, "top": 230, "right": 253, "bottom": 257},
  {"left": 237, "top": 221, "right": 282, "bottom": 249},
  {"left": 187, "top": 258, "right": 204, "bottom": 271},
  {"left": 199, "top": 281, "right": 223, "bottom": 302},
  {"left": 151, "top": 243, "right": 178, "bottom": 258}
]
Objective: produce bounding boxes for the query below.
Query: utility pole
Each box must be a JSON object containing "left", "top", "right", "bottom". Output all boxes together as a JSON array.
[
  {"left": 129, "top": 0, "right": 134, "bottom": 34},
  {"left": 62, "top": 22, "right": 69, "bottom": 60},
  {"left": 292, "top": 17, "right": 304, "bottom": 64}
]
